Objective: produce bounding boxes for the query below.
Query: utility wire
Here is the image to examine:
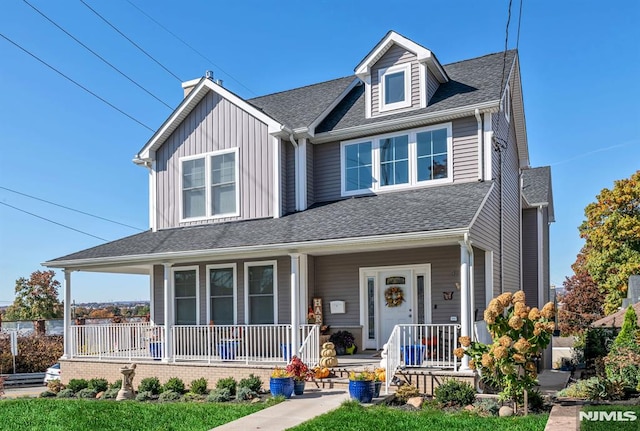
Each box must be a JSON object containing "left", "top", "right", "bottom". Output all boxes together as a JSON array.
[
  {"left": 125, "top": 0, "right": 257, "bottom": 96},
  {"left": 22, "top": 0, "right": 173, "bottom": 109},
  {"left": 516, "top": 0, "right": 523, "bottom": 50},
  {"left": 79, "top": 0, "right": 182, "bottom": 83},
  {"left": 0, "top": 201, "right": 109, "bottom": 242},
  {"left": 0, "top": 32, "right": 154, "bottom": 132},
  {"left": 0, "top": 186, "right": 145, "bottom": 231}
]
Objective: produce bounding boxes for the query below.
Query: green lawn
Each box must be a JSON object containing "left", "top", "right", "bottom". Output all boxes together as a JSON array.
[
  {"left": 289, "top": 401, "right": 549, "bottom": 431},
  {"left": 0, "top": 398, "right": 275, "bottom": 431},
  {"left": 580, "top": 405, "right": 640, "bottom": 431}
]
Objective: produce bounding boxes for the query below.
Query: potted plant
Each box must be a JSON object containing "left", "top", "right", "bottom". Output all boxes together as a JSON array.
[
  {"left": 329, "top": 330, "right": 356, "bottom": 355},
  {"left": 269, "top": 367, "right": 294, "bottom": 399},
  {"left": 372, "top": 368, "right": 385, "bottom": 398},
  {"left": 348, "top": 370, "right": 374, "bottom": 403},
  {"left": 286, "top": 356, "right": 314, "bottom": 395}
]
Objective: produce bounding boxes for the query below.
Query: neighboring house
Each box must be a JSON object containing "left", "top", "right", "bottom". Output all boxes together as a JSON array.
[{"left": 44, "top": 31, "right": 554, "bottom": 382}]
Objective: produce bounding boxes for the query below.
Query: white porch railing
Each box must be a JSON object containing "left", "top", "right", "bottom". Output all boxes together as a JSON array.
[
  {"left": 69, "top": 323, "right": 319, "bottom": 365},
  {"left": 384, "top": 323, "right": 461, "bottom": 394}
]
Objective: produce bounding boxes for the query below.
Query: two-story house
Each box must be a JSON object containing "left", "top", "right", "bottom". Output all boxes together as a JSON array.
[{"left": 44, "top": 31, "right": 554, "bottom": 386}]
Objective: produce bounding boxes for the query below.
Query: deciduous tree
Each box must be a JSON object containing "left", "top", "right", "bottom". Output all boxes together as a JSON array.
[
  {"left": 579, "top": 170, "right": 640, "bottom": 314},
  {"left": 4, "top": 270, "right": 63, "bottom": 320}
]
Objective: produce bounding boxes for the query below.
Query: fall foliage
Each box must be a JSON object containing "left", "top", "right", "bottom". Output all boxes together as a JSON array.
[
  {"left": 579, "top": 170, "right": 640, "bottom": 314},
  {"left": 3, "top": 270, "right": 63, "bottom": 321}
]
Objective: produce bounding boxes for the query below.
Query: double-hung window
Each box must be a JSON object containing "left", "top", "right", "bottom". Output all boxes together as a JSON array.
[
  {"left": 181, "top": 148, "right": 238, "bottom": 221},
  {"left": 173, "top": 267, "right": 198, "bottom": 325},
  {"left": 207, "top": 264, "right": 236, "bottom": 325},
  {"left": 245, "top": 261, "right": 277, "bottom": 324},
  {"left": 379, "top": 63, "right": 411, "bottom": 112},
  {"left": 341, "top": 123, "right": 451, "bottom": 196}
]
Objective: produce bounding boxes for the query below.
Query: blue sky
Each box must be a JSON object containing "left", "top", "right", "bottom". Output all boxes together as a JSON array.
[{"left": 0, "top": 0, "right": 638, "bottom": 304}]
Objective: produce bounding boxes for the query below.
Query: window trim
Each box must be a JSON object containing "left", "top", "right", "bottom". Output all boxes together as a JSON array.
[
  {"left": 502, "top": 84, "right": 511, "bottom": 123},
  {"left": 171, "top": 265, "right": 200, "bottom": 326},
  {"left": 378, "top": 63, "right": 412, "bottom": 112},
  {"left": 340, "top": 123, "right": 453, "bottom": 197},
  {"left": 206, "top": 263, "right": 237, "bottom": 325},
  {"left": 244, "top": 260, "right": 278, "bottom": 325},
  {"left": 178, "top": 148, "right": 240, "bottom": 223}
]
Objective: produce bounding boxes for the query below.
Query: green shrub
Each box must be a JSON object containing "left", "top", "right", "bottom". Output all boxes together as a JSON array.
[
  {"left": 56, "top": 388, "right": 75, "bottom": 398},
  {"left": 101, "top": 388, "right": 119, "bottom": 399},
  {"left": 190, "top": 377, "right": 208, "bottom": 395},
  {"left": 139, "top": 377, "right": 162, "bottom": 395},
  {"left": 39, "top": 390, "right": 56, "bottom": 398},
  {"left": 395, "top": 384, "right": 420, "bottom": 403},
  {"left": 158, "top": 390, "right": 182, "bottom": 402},
  {"left": 109, "top": 379, "right": 122, "bottom": 389},
  {"left": 183, "top": 392, "right": 204, "bottom": 402},
  {"left": 239, "top": 374, "right": 262, "bottom": 392},
  {"left": 77, "top": 388, "right": 98, "bottom": 399},
  {"left": 605, "top": 306, "right": 640, "bottom": 390},
  {"left": 66, "top": 379, "right": 89, "bottom": 393},
  {"left": 526, "top": 389, "right": 546, "bottom": 410},
  {"left": 135, "top": 390, "right": 153, "bottom": 401},
  {"left": 87, "top": 378, "right": 108, "bottom": 393},
  {"left": 47, "top": 380, "right": 64, "bottom": 394},
  {"left": 434, "top": 379, "right": 476, "bottom": 407},
  {"left": 206, "top": 388, "right": 231, "bottom": 402},
  {"left": 216, "top": 377, "right": 237, "bottom": 396},
  {"left": 472, "top": 398, "right": 499, "bottom": 416},
  {"left": 162, "top": 377, "right": 185, "bottom": 394},
  {"left": 237, "top": 386, "right": 257, "bottom": 401}
]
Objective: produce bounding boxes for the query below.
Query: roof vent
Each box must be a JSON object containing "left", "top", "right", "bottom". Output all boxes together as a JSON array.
[
  {"left": 216, "top": 79, "right": 224, "bottom": 87},
  {"left": 205, "top": 70, "right": 214, "bottom": 80}
]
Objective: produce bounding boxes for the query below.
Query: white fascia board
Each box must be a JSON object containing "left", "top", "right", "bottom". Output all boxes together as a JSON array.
[
  {"left": 307, "top": 78, "right": 361, "bottom": 135},
  {"left": 137, "top": 78, "right": 283, "bottom": 160},
  {"left": 42, "top": 228, "right": 469, "bottom": 270},
  {"left": 312, "top": 101, "right": 500, "bottom": 144},
  {"left": 468, "top": 182, "right": 496, "bottom": 229}
]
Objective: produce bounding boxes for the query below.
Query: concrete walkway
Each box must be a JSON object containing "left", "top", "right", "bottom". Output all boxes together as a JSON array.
[
  {"left": 544, "top": 404, "right": 580, "bottom": 431},
  {"left": 212, "top": 388, "right": 350, "bottom": 431}
]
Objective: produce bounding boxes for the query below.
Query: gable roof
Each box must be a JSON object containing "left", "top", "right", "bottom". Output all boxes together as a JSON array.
[
  {"left": 591, "top": 303, "right": 640, "bottom": 328},
  {"left": 44, "top": 181, "right": 492, "bottom": 269},
  {"left": 522, "top": 166, "right": 555, "bottom": 222}
]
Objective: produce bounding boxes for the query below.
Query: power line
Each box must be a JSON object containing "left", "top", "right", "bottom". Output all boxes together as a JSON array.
[
  {"left": 79, "top": 0, "right": 182, "bottom": 83},
  {"left": 0, "top": 32, "right": 154, "bottom": 132},
  {"left": 0, "top": 201, "right": 109, "bottom": 242},
  {"left": 22, "top": 0, "right": 173, "bottom": 110},
  {"left": 124, "top": 0, "right": 257, "bottom": 96},
  {"left": 516, "top": 0, "right": 523, "bottom": 50},
  {"left": 0, "top": 186, "right": 145, "bottom": 231}
]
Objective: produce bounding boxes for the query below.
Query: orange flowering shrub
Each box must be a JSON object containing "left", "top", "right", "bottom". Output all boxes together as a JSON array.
[{"left": 455, "top": 290, "right": 555, "bottom": 402}]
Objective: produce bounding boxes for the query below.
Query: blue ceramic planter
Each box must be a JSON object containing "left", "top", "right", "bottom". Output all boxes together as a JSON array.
[
  {"left": 293, "top": 379, "right": 305, "bottom": 395},
  {"left": 349, "top": 380, "right": 374, "bottom": 403},
  {"left": 270, "top": 377, "right": 294, "bottom": 399}
]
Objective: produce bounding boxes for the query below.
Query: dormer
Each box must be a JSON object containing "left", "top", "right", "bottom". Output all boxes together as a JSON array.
[{"left": 355, "top": 31, "right": 448, "bottom": 118}]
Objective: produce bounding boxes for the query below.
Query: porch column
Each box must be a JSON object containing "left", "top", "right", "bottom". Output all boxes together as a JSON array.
[
  {"left": 62, "top": 269, "right": 72, "bottom": 359},
  {"left": 163, "top": 263, "right": 173, "bottom": 362},
  {"left": 459, "top": 241, "right": 471, "bottom": 371},
  {"left": 290, "top": 253, "right": 301, "bottom": 357}
]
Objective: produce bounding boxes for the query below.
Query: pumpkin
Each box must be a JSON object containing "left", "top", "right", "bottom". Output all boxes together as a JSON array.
[
  {"left": 314, "top": 367, "right": 330, "bottom": 379},
  {"left": 322, "top": 342, "right": 335, "bottom": 349},
  {"left": 321, "top": 348, "right": 336, "bottom": 357}
]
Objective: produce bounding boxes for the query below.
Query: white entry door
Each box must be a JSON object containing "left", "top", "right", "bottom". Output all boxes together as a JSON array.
[{"left": 379, "top": 269, "right": 413, "bottom": 345}]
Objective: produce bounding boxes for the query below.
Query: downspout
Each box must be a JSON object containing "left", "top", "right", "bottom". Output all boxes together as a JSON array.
[
  {"left": 474, "top": 109, "right": 484, "bottom": 181},
  {"left": 463, "top": 233, "right": 475, "bottom": 340},
  {"left": 285, "top": 128, "right": 300, "bottom": 212}
]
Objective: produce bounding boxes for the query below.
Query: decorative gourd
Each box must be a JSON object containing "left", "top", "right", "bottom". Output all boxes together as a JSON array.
[
  {"left": 320, "top": 341, "right": 338, "bottom": 368},
  {"left": 323, "top": 342, "right": 335, "bottom": 349}
]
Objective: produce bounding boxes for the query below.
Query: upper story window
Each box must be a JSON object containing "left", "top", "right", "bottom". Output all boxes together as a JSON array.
[
  {"left": 502, "top": 84, "right": 511, "bottom": 123},
  {"left": 341, "top": 123, "right": 452, "bottom": 196},
  {"left": 180, "top": 148, "right": 239, "bottom": 221},
  {"left": 379, "top": 63, "right": 412, "bottom": 112}
]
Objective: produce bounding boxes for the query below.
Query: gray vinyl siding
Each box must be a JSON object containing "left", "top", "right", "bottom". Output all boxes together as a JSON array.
[
  {"left": 469, "top": 183, "right": 501, "bottom": 298},
  {"left": 492, "top": 110, "right": 521, "bottom": 292},
  {"left": 152, "top": 257, "right": 291, "bottom": 325},
  {"left": 311, "top": 246, "right": 486, "bottom": 326},
  {"left": 155, "top": 90, "right": 273, "bottom": 229},
  {"left": 307, "top": 142, "right": 314, "bottom": 207},
  {"left": 371, "top": 45, "right": 420, "bottom": 116},
  {"left": 313, "top": 118, "right": 479, "bottom": 203},
  {"left": 452, "top": 116, "right": 479, "bottom": 182},
  {"left": 427, "top": 68, "right": 439, "bottom": 103},
  {"left": 521, "top": 208, "right": 538, "bottom": 304},
  {"left": 473, "top": 248, "right": 487, "bottom": 320},
  {"left": 284, "top": 141, "right": 296, "bottom": 214},
  {"left": 313, "top": 141, "right": 341, "bottom": 203},
  {"left": 542, "top": 208, "right": 550, "bottom": 305}
]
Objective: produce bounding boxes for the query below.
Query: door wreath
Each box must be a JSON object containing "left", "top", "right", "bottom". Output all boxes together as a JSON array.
[{"left": 384, "top": 286, "right": 405, "bottom": 307}]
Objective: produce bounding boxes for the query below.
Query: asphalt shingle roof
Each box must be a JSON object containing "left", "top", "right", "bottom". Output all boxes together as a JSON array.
[
  {"left": 522, "top": 166, "right": 551, "bottom": 205},
  {"left": 47, "top": 181, "right": 492, "bottom": 264}
]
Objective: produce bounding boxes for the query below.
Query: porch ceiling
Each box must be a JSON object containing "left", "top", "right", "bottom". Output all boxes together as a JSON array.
[{"left": 43, "top": 181, "right": 492, "bottom": 270}]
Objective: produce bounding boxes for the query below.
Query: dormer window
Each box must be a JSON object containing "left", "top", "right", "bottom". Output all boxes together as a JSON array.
[{"left": 379, "top": 63, "right": 411, "bottom": 112}]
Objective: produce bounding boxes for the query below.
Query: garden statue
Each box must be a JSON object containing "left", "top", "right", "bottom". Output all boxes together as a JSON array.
[{"left": 116, "top": 363, "right": 137, "bottom": 401}]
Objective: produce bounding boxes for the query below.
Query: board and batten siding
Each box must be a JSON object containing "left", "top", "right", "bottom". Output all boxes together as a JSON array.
[
  {"left": 307, "top": 141, "right": 315, "bottom": 207},
  {"left": 311, "top": 246, "right": 486, "bottom": 327},
  {"left": 284, "top": 140, "right": 296, "bottom": 214},
  {"left": 313, "top": 117, "right": 480, "bottom": 203},
  {"left": 155, "top": 90, "right": 273, "bottom": 229},
  {"left": 370, "top": 45, "right": 420, "bottom": 116},
  {"left": 152, "top": 257, "right": 291, "bottom": 326}
]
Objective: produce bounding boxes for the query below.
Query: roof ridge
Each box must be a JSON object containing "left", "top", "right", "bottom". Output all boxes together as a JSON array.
[{"left": 443, "top": 49, "right": 517, "bottom": 67}]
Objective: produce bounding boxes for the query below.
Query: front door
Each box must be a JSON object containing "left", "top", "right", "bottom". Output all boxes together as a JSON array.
[{"left": 379, "top": 269, "right": 413, "bottom": 345}]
